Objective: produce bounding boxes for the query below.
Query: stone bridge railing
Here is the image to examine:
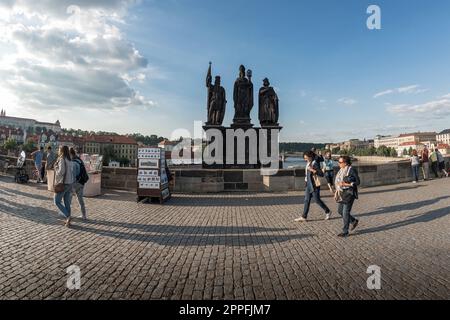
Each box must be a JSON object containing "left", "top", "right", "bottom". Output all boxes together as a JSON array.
[{"left": 2, "top": 154, "right": 448, "bottom": 193}]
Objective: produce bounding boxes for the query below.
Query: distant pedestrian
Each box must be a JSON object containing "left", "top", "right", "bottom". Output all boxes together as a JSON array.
[
  {"left": 295, "top": 151, "right": 332, "bottom": 222},
  {"left": 54, "top": 146, "right": 75, "bottom": 227},
  {"left": 31, "top": 146, "right": 44, "bottom": 183},
  {"left": 430, "top": 148, "right": 439, "bottom": 178},
  {"left": 420, "top": 146, "right": 430, "bottom": 181},
  {"left": 323, "top": 151, "right": 336, "bottom": 193},
  {"left": 45, "top": 146, "right": 57, "bottom": 170},
  {"left": 334, "top": 156, "right": 360, "bottom": 238},
  {"left": 436, "top": 149, "right": 448, "bottom": 178},
  {"left": 410, "top": 149, "right": 420, "bottom": 183},
  {"left": 311, "top": 148, "right": 325, "bottom": 164},
  {"left": 70, "top": 147, "right": 88, "bottom": 220}
]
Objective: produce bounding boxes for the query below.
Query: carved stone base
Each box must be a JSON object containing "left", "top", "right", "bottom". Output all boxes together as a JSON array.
[{"left": 202, "top": 126, "right": 282, "bottom": 169}]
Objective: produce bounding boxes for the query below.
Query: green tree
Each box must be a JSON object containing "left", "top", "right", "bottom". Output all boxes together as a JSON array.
[
  {"left": 3, "top": 138, "right": 17, "bottom": 152},
  {"left": 403, "top": 149, "right": 408, "bottom": 156},
  {"left": 101, "top": 145, "right": 119, "bottom": 166},
  {"left": 22, "top": 140, "right": 36, "bottom": 153},
  {"left": 408, "top": 147, "right": 413, "bottom": 156},
  {"left": 390, "top": 148, "right": 398, "bottom": 157}
]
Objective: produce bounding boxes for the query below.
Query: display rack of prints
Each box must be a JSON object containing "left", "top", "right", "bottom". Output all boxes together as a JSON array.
[{"left": 136, "top": 147, "right": 171, "bottom": 204}]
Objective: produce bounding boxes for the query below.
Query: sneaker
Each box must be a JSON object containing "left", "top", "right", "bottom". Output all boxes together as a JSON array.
[
  {"left": 294, "top": 217, "right": 307, "bottom": 222},
  {"left": 351, "top": 219, "right": 359, "bottom": 231},
  {"left": 325, "top": 212, "right": 332, "bottom": 220},
  {"left": 412, "top": 181, "right": 417, "bottom": 184},
  {"left": 337, "top": 233, "right": 349, "bottom": 238}
]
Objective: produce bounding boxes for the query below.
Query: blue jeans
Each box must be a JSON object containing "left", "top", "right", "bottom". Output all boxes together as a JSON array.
[
  {"left": 54, "top": 184, "right": 72, "bottom": 218},
  {"left": 338, "top": 198, "right": 356, "bottom": 234},
  {"left": 411, "top": 165, "right": 419, "bottom": 182},
  {"left": 303, "top": 187, "right": 330, "bottom": 218}
]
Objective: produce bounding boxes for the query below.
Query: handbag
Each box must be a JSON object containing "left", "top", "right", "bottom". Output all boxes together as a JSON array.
[
  {"left": 54, "top": 159, "right": 68, "bottom": 193},
  {"left": 313, "top": 174, "right": 321, "bottom": 188}
]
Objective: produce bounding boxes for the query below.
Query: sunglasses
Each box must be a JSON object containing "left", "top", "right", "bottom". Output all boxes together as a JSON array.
[{"left": 338, "top": 161, "right": 345, "bottom": 164}]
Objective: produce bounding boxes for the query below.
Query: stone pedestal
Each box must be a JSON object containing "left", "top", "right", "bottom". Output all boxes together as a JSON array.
[{"left": 203, "top": 125, "right": 282, "bottom": 169}]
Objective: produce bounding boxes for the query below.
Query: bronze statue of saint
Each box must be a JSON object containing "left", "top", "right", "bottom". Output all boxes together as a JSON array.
[
  {"left": 258, "top": 78, "right": 279, "bottom": 126},
  {"left": 233, "top": 65, "right": 253, "bottom": 125},
  {"left": 206, "top": 62, "right": 226, "bottom": 126}
]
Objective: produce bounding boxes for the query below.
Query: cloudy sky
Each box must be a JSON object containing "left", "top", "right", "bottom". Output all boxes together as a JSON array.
[{"left": 1, "top": 0, "right": 450, "bottom": 142}]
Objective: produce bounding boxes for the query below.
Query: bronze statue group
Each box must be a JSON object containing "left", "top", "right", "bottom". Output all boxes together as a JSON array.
[{"left": 206, "top": 62, "right": 279, "bottom": 128}]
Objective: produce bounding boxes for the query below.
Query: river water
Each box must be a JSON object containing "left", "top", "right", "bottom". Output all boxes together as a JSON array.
[{"left": 283, "top": 157, "right": 339, "bottom": 169}]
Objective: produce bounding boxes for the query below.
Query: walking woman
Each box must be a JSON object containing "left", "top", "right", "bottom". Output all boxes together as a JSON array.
[
  {"left": 295, "top": 151, "right": 332, "bottom": 222},
  {"left": 323, "top": 151, "right": 336, "bottom": 193},
  {"left": 410, "top": 149, "right": 420, "bottom": 183},
  {"left": 334, "top": 156, "right": 360, "bottom": 237},
  {"left": 54, "top": 146, "right": 75, "bottom": 227}
]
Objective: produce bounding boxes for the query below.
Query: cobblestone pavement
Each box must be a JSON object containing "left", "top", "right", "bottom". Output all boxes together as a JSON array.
[{"left": 0, "top": 175, "right": 449, "bottom": 300}]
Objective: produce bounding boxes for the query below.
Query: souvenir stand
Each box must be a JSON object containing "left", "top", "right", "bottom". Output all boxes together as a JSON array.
[{"left": 136, "top": 147, "right": 171, "bottom": 204}]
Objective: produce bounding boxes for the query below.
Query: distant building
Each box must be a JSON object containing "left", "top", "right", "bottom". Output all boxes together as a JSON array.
[
  {"left": 437, "top": 129, "right": 450, "bottom": 145},
  {"left": 374, "top": 135, "right": 401, "bottom": 149},
  {"left": 375, "top": 132, "right": 437, "bottom": 151},
  {"left": 0, "top": 110, "right": 61, "bottom": 133},
  {"left": 158, "top": 139, "right": 176, "bottom": 152},
  {"left": 84, "top": 135, "right": 138, "bottom": 164},
  {"left": 0, "top": 126, "right": 25, "bottom": 144},
  {"left": 397, "top": 142, "right": 425, "bottom": 156},
  {"left": 437, "top": 143, "right": 450, "bottom": 155}
]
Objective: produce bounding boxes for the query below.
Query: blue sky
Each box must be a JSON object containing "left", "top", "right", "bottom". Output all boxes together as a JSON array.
[{"left": 2, "top": 0, "right": 450, "bottom": 142}]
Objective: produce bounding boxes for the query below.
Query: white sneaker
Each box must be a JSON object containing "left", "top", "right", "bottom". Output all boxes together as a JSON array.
[
  {"left": 325, "top": 212, "right": 332, "bottom": 220},
  {"left": 294, "top": 217, "right": 307, "bottom": 222},
  {"left": 412, "top": 181, "right": 417, "bottom": 184}
]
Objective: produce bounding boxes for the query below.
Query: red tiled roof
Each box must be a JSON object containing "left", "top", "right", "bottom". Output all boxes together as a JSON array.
[
  {"left": 158, "top": 140, "right": 176, "bottom": 145},
  {"left": 84, "top": 135, "right": 137, "bottom": 145}
]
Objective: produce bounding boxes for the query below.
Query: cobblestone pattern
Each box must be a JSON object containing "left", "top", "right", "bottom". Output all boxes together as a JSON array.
[{"left": 0, "top": 176, "right": 449, "bottom": 300}]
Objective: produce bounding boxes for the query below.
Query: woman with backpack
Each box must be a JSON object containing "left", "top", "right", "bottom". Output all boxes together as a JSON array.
[
  {"left": 54, "top": 145, "right": 75, "bottom": 227},
  {"left": 70, "top": 148, "right": 88, "bottom": 220},
  {"left": 334, "top": 156, "right": 360, "bottom": 237}
]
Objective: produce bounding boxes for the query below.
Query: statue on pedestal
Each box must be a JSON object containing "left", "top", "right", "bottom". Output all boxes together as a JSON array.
[
  {"left": 232, "top": 65, "right": 253, "bottom": 127},
  {"left": 206, "top": 62, "right": 226, "bottom": 126},
  {"left": 258, "top": 78, "right": 279, "bottom": 126}
]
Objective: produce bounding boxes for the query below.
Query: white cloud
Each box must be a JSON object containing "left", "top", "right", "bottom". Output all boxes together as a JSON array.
[
  {"left": 337, "top": 97, "right": 357, "bottom": 105},
  {"left": 0, "top": 0, "right": 154, "bottom": 112},
  {"left": 374, "top": 85, "right": 428, "bottom": 98},
  {"left": 387, "top": 98, "right": 450, "bottom": 118}
]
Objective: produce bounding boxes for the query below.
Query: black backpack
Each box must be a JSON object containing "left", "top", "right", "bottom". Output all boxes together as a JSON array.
[{"left": 74, "top": 158, "right": 89, "bottom": 185}]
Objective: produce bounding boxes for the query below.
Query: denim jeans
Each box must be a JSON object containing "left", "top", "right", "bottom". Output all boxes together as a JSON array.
[
  {"left": 411, "top": 165, "right": 420, "bottom": 182},
  {"left": 54, "top": 184, "right": 72, "bottom": 218},
  {"left": 338, "top": 198, "right": 356, "bottom": 234},
  {"left": 431, "top": 161, "right": 439, "bottom": 178},
  {"left": 72, "top": 182, "right": 86, "bottom": 218},
  {"left": 422, "top": 162, "right": 429, "bottom": 180},
  {"left": 303, "top": 187, "right": 330, "bottom": 218}
]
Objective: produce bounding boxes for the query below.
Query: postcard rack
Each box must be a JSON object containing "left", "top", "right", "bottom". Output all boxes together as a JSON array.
[{"left": 136, "top": 147, "right": 171, "bottom": 204}]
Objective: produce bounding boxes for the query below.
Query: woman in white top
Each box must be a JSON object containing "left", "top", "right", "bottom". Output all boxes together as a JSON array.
[
  {"left": 54, "top": 145, "right": 75, "bottom": 227},
  {"left": 410, "top": 149, "right": 420, "bottom": 183}
]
